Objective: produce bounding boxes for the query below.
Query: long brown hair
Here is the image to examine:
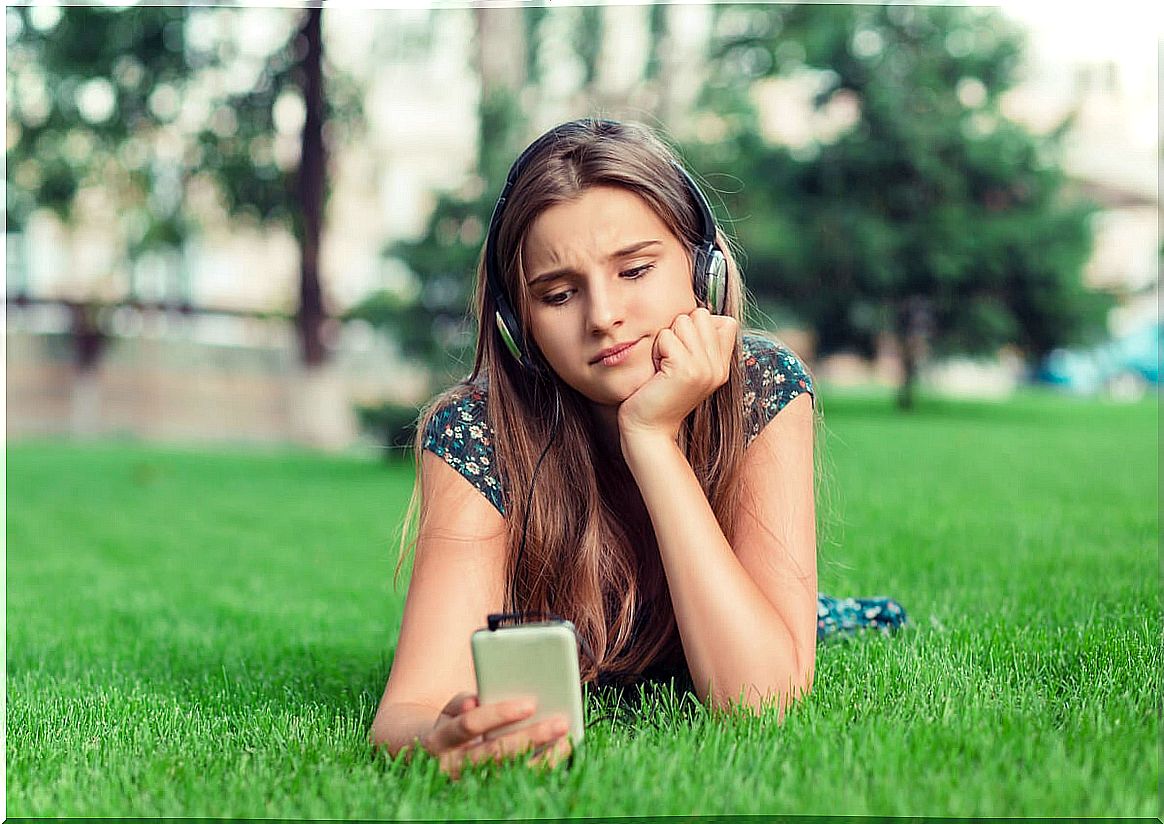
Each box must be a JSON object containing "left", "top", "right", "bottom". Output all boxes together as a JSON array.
[{"left": 399, "top": 119, "right": 765, "bottom": 685}]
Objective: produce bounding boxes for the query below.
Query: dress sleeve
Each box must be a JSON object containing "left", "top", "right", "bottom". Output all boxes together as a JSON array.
[
  {"left": 421, "top": 388, "right": 507, "bottom": 517},
  {"left": 742, "top": 335, "right": 816, "bottom": 447}
]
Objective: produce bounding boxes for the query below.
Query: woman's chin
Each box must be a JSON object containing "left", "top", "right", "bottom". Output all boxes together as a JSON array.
[
  {"left": 605, "top": 371, "right": 653, "bottom": 406},
  {"left": 567, "top": 361, "right": 654, "bottom": 407}
]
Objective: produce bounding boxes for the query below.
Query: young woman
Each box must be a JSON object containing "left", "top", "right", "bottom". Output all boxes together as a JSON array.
[{"left": 370, "top": 119, "right": 905, "bottom": 777}]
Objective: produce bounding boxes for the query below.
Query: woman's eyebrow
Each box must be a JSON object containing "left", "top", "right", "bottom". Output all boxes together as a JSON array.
[{"left": 526, "top": 240, "right": 662, "bottom": 287}]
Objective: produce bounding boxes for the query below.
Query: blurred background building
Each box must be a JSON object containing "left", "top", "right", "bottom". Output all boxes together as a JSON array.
[{"left": 5, "top": 3, "right": 1159, "bottom": 450}]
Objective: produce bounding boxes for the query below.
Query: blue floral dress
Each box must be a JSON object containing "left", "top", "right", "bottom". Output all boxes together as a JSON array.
[{"left": 422, "top": 334, "right": 908, "bottom": 644}]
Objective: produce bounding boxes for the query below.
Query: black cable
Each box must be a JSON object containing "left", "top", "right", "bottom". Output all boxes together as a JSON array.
[{"left": 510, "top": 384, "right": 562, "bottom": 613}]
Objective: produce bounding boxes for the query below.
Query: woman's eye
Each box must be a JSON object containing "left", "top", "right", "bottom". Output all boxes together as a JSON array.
[
  {"left": 621, "top": 264, "right": 654, "bottom": 280},
  {"left": 542, "top": 290, "right": 572, "bottom": 306}
]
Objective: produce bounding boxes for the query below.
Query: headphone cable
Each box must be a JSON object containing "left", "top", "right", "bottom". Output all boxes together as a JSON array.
[{"left": 511, "top": 382, "right": 563, "bottom": 613}]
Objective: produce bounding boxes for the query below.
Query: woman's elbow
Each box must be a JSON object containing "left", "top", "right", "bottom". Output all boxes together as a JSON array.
[
  {"left": 368, "top": 720, "right": 392, "bottom": 753},
  {"left": 710, "top": 665, "right": 815, "bottom": 719},
  {"left": 780, "top": 652, "right": 816, "bottom": 714},
  {"left": 368, "top": 715, "right": 411, "bottom": 760}
]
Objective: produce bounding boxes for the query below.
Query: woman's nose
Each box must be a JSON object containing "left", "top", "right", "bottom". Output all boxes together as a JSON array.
[{"left": 586, "top": 280, "right": 625, "bottom": 334}]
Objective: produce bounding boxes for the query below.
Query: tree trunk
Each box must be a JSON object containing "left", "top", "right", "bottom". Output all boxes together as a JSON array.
[
  {"left": 474, "top": 7, "right": 526, "bottom": 101},
  {"left": 657, "top": 5, "right": 713, "bottom": 131},
  {"left": 288, "top": 8, "right": 357, "bottom": 450},
  {"left": 897, "top": 330, "right": 917, "bottom": 410},
  {"left": 895, "top": 295, "right": 933, "bottom": 411},
  {"left": 296, "top": 7, "right": 327, "bottom": 368},
  {"left": 68, "top": 301, "right": 106, "bottom": 436}
]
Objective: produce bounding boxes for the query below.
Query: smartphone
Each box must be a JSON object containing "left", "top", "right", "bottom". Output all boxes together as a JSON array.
[{"left": 470, "top": 620, "right": 585, "bottom": 745}]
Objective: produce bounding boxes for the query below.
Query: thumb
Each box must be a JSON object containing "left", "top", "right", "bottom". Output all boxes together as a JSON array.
[{"left": 440, "top": 692, "right": 478, "bottom": 717}]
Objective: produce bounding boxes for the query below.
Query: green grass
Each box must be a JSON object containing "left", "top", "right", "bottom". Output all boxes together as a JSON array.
[{"left": 6, "top": 388, "right": 1159, "bottom": 818}]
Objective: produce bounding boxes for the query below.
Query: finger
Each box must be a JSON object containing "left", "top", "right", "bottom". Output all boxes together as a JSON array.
[
  {"left": 714, "top": 316, "right": 740, "bottom": 377},
  {"left": 431, "top": 697, "right": 535, "bottom": 753},
  {"left": 453, "top": 698, "right": 536, "bottom": 745},
  {"left": 527, "top": 734, "right": 573, "bottom": 770},
  {"left": 689, "top": 305, "right": 714, "bottom": 332},
  {"left": 424, "top": 693, "right": 480, "bottom": 752},
  {"left": 439, "top": 691, "right": 478, "bottom": 717},
  {"left": 696, "top": 309, "right": 736, "bottom": 360},
  {"left": 652, "top": 327, "right": 682, "bottom": 371},
  {"left": 689, "top": 307, "right": 721, "bottom": 366},
  {"left": 439, "top": 751, "right": 464, "bottom": 781},
  {"left": 680, "top": 309, "right": 720, "bottom": 363},
  {"left": 670, "top": 311, "right": 701, "bottom": 350},
  {"left": 714, "top": 315, "right": 739, "bottom": 350},
  {"left": 671, "top": 311, "right": 718, "bottom": 380},
  {"left": 464, "top": 715, "right": 569, "bottom": 767}
]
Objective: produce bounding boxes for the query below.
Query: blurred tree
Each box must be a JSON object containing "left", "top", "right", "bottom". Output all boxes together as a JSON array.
[
  {"left": 6, "top": 8, "right": 195, "bottom": 257},
  {"left": 346, "top": 90, "right": 527, "bottom": 388},
  {"left": 295, "top": 7, "right": 327, "bottom": 367},
  {"left": 347, "top": 7, "right": 528, "bottom": 387},
  {"left": 693, "top": 4, "right": 1111, "bottom": 408},
  {"left": 5, "top": 5, "right": 363, "bottom": 369}
]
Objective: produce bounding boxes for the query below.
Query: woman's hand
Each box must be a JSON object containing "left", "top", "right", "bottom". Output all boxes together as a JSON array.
[
  {"left": 617, "top": 307, "right": 739, "bottom": 446},
  {"left": 417, "top": 692, "right": 573, "bottom": 780}
]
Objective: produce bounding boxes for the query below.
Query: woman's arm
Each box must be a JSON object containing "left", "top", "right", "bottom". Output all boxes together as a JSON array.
[
  {"left": 370, "top": 452, "right": 507, "bottom": 754},
  {"left": 622, "top": 393, "right": 817, "bottom": 715},
  {"left": 617, "top": 309, "right": 817, "bottom": 715},
  {"left": 370, "top": 452, "right": 573, "bottom": 774}
]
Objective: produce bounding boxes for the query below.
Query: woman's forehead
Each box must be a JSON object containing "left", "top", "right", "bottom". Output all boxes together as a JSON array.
[{"left": 523, "top": 186, "right": 676, "bottom": 266}]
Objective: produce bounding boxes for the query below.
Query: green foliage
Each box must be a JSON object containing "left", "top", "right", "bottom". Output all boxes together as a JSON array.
[
  {"left": 354, "top": 400, "right": 421, "bottom": 455},
  {"left": 574, "top": 7, "right": 604, "bottom": 87},
  {"left": 6, "top": 6, "right": 191, "bottom": 232},
  {"left": 696, "top": 4, "right": 1112, "bottom": 366},
  {"left": 523, "top": 7, "right": 551, "bottom": 87},
  {"left": 345, "top": 289, "right": 430, "bottom": 361},
  {"left": 6, "top": 7, "right": 362, "bottom": 253},
  {"left": 643, "top": 5, "right": 668, "bottom": 82},
  {"left": 355, "top": 90, "right": 529, "bottom": 383}
]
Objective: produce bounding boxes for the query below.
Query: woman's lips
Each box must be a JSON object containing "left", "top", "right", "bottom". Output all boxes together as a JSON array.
[{"left": 592, "top": 339, "right": 640, "bottom": 367}]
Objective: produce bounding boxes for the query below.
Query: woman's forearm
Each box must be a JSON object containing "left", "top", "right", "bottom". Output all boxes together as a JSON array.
[
  {"left": 621, "top": 433, "right": 807, "bottom": 713},
  {"left": 369, "top": 701, "right": 441, "bottom": 758}
]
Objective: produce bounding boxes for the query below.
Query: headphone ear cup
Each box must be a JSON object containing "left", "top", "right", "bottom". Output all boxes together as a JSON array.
[
  {"left": 495, "top": 294, "right": 550, "bottom": 374},
  {"left": 495, "top": 310, "right": 525, "bottom": 364},
  {"left": 694, "top": 243, "right": 728, "bottom": 315},
  {"left": 705, "top": 248, "right": 727, "bottom": 314},
  {"left": 493, "top": 286, "right": 533, "bottom": 367},
  {"left": 693, "top": 245, "right": 708, "bottom": 305}
]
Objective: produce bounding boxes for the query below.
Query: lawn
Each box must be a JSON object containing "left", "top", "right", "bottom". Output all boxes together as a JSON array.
[{"left": 5, "top": 388, "right": 1159, "bottom": 818}]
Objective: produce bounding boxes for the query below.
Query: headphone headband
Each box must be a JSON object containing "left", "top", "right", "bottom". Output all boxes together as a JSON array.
[{"left": 485, "top": 118, "right": 725, "bottom": 371}]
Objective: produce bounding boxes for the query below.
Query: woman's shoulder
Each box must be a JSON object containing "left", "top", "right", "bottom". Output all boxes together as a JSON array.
[
  {"left": 424, "top": 378, "right": 491, "bottom": 431},
  {"left": 740, "top": 332, "right": 816, "bottom": 445},
  {"left": 741, "top": 333, "right": 814, "bottom": 381},
  {"left": 420, "top": 379, "right": 506, "bottom": 516}
]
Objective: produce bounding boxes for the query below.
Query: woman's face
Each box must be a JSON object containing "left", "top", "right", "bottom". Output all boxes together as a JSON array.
[{"left": 521, "top": 185, "right": 698, "bottom": 408}]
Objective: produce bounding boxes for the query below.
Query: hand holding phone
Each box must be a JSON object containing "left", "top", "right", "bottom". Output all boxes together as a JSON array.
[
  {"left": 471, "top": 619, "right": 586, "bottom": 746},
  {"left": 418, "top": 692, "right": 572, "bottom": 780}
]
